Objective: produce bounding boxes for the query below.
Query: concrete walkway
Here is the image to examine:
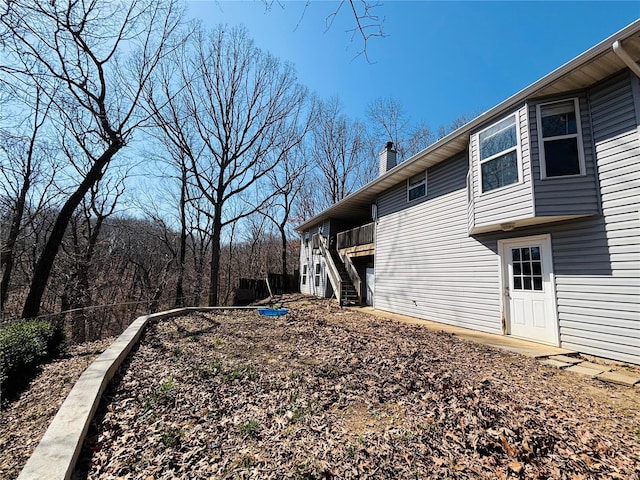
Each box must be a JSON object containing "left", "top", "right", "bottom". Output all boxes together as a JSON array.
[{"left": 353, "top": 306, "right": 640, "bottom": 387}]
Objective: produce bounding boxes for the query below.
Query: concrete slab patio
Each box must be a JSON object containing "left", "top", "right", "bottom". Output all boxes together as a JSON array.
[
  {"left": 353, "top": 306, "right": 576, "bottom": 358},
  {"left": 353, "top": 306, "right": 640, "bottom": 388}
]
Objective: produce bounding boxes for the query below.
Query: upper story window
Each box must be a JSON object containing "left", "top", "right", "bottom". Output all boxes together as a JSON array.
[
  {"left": 478, "top": 114, "right": 520, "bottom": 193},
  {"left": 407, "top": 171, "right": 426, "bottom": 201},
  {"left": 537, "top": 98, "right": 585, "bottom": 178}
]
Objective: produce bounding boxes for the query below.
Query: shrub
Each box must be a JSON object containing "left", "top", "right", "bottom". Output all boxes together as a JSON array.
[{"left": 0, "top": 319, "right": 66, "bottom": 400}]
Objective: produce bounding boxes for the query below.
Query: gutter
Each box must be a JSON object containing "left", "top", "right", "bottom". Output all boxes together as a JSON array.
[
  {"left": 295, "top": 19, "right": 640, "bottom": 232},
  {"left": 612, "top": 39, "right": 640, "bottom": 78}
]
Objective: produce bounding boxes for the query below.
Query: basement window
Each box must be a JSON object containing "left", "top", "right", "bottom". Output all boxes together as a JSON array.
[
  {"left": 537, "top": 98, "right": 585, "bottom": 178},
  {"left": 315, "top": 263, "right": 321, "bottom": 287},
  {"left": 407, "top": 171, "right": 427, "bottom": 201},
  {"left": 302, "top": 265, "right": 307, "bottom": 285}
]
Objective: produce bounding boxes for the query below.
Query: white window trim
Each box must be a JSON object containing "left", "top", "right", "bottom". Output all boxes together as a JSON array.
[
  {"left": 476, "top": 112, "right": 522, "bottom": 195},
  {"left": 536, "top": 98, "right": 586, "bottom": 179},
  {"left": 406, "top": 170, "right": 427, "bottom": 202}
]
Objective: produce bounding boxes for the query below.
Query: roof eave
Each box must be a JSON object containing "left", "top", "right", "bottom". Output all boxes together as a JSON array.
[{"left": 295, "top": 18, "right": 640, "bottom": 233}]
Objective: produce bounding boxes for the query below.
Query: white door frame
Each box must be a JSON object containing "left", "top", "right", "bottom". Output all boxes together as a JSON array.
[{"left": 498, "top": 234, "right": 560, "bottom": 346}]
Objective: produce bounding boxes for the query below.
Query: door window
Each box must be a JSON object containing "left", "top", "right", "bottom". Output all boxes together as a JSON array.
[{"left": 511, "top": 246, "right": 543, "bottom": 291}]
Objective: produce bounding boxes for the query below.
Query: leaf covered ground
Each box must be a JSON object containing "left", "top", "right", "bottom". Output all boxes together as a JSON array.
[
  {"left": 71, "top": 296, "right": 640, "bottom": 479},
  {"left": 0, "top": 338, "right": 113, "bottom": 479}
]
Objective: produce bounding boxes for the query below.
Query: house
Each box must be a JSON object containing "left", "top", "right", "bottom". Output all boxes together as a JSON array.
[{"left": 296, "top": 20, "right": 640, "bottom": 365}]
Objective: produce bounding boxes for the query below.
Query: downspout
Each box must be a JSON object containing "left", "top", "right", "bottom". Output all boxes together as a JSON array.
[{"left": 612, "top": 40, "right": 640, "bottom": 78}]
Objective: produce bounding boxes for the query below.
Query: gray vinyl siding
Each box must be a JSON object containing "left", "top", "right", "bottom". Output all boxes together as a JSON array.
[
  {"left": 504, "top": 213, "right": 640, "bottom": 364},
  {"left": 299, "top": 224, "right": 328, "bottom": 298},
  {"left": 470, "top": 104, "right": 535, "bottom": 229},
  {"left": 529, "top": 94, "right": 600, "bottom": 216},
  {"left": 375, "top": 154, "right": 502, "bottom": 334},
  {"left": 550, "top": 71, "right": 640, "bottom": 364},
  {"left": 374, "top": 72, "right": 639, "bottom": 364}
]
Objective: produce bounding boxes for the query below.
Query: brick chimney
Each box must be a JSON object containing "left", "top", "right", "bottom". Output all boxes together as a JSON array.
[{"left": 379, "top": 141, "right": 397, "bottom": 176}]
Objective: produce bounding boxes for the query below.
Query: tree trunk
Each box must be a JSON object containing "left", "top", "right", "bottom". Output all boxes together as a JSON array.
[
  {"left": 174, "top": 167, "right": 187, "bottom": 307},
  {"left": 0, "top": 179, "right": 28, "bottom": 311},
  {"left": 280, "top": 224, "right": 287, "bottom": 276},
  {"left": 21, "top": 143, "right": 121, "bottom": 319},
  {"left": 208, "top": 207, "right": 222, "bottom": 307}
]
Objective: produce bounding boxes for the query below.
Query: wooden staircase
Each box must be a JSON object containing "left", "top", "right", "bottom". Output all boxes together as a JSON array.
[
  {"left": 313, "top": 232, "right": 361, "bottom": 306},
  {"left": 329, "top": 249, "right": 359, "bottom": 306}
]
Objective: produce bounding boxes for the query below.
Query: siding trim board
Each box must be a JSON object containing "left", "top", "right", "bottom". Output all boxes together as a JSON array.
[{"left": 631, "top": 73, "right": 640, "bottom": 133}]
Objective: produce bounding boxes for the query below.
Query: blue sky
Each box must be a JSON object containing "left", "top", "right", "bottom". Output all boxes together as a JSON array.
[{"left": 187, "top": 1, "right": 639, "bottom": 133}]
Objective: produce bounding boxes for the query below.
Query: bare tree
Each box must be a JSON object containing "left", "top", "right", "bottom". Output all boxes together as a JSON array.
[
  {"left": 366, "top": 96, "right": 435, "bottom": 165},
  {"left": 324, "top": 0, "right": 386, "bottom": 61},
  {"left": 147, "top": 24, "right": 308, "bottom": 306},
  {"left": 262, "top": 149, "right": 308, "bottom": 276},
  {"left": 437, "top": 112, "right": 479, "bottom": 139},
  {"left": 268, "top": 0, "right": 386, "bottom": 62},
  {"left": 310, "top": 97, "right": 367, "bottom": 209},
  {"left": 0, "top": 0, "right": 183, "bottom": 318},
  {"left": 60, "top": 174, "right": 124, "bottom": 342},
  {"left": 144, "top": 62, "right": 197, "bottom": 307},
  {"left": 186, "top": 199, "right": 213, "bottom": 306},
  {"left": 0, "top": 84, "right": 59, "bottom": 314}
]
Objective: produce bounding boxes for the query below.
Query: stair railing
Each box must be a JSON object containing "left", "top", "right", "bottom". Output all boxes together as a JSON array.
[
  {"left": 339, "top": 251, "right": 362, "bottom": 304},
  {"left": 314, "top": 233, "right": 343, "bottom": 305}
]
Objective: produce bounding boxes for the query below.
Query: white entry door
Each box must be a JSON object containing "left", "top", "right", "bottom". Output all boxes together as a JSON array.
[{"left": 499, "top": 235, "right": 558, "bottom": 346}]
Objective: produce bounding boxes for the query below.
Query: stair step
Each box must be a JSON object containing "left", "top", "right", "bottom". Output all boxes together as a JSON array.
[{"left": 327, "top": 247, "right": 360, "bottom": 305}]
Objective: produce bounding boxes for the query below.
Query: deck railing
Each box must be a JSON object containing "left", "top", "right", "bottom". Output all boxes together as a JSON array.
[{"left": 336, "top": 222, "right": 375, "bottom": 250}]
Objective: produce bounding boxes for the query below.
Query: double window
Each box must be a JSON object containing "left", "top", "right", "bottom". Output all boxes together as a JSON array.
[
  {"left": 537, "top": 98, "right": 584, "bottom": 178},
  {"left": 478, "top": 114, "right": 520, "bottom": 193},
  {"left": 407, "top": 171, "right": 426, "bottom": 201}
]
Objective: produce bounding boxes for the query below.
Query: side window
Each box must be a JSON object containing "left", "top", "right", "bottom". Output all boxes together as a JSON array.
[
  {"left": 537, "top": 98, "right": 584, "bottom": 178},
  {"left": 314, "top": 263, "right": 321, "bottom": 287},
  {"left": 302, "top": 265, "right": 307, "bottom": 285},
  {"left": 477, "top": 114, "right": 520, "bottom": 193},
  {"left": 407, "top": 171, "right": 426, "bottom": 201}
]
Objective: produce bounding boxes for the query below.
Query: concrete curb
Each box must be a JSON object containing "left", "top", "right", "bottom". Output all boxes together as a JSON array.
[{"left": 17, "top": 306, "right": 259, "bottom": 480}]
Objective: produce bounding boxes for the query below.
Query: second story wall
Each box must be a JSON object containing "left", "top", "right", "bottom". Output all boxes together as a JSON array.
[
  {"left": 469, "top": 104, "right": 535, "bottom": 231},
  {"left": 529, "top": 93, "right": 599, "bottom": 216}
]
